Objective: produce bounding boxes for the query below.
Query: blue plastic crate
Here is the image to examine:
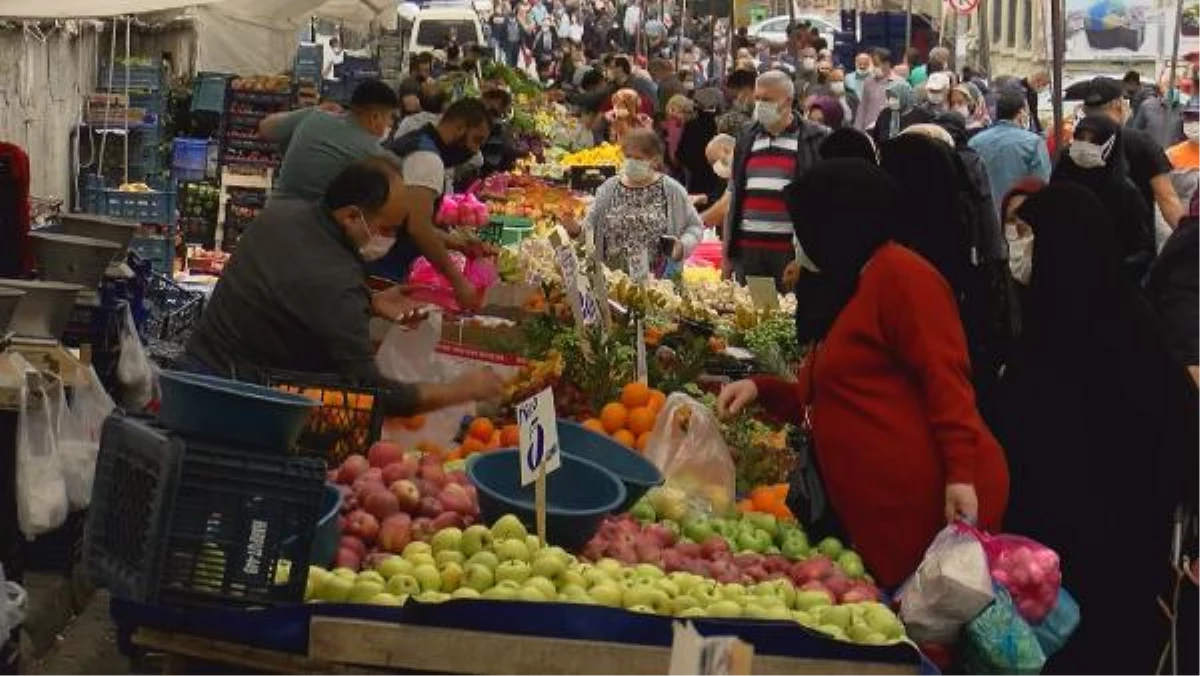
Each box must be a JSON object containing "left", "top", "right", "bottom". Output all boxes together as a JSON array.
[
  {"left": 172, "top": 138, "right": 209, "bottom": 172},
  {"left": 130, "top": 235, "right": 174, "bottom": 274},
  {"left": 98, "top": 59, "right": 164, "bottom": 91},
  {"left": 129, "top": 91, "right": 165, "bottom": 116},
  {"left": 86, "top": 183, "right": 176, "bottom": 225},
  {"left": 191, "top": 72, "right": 233, "bottom": 113}
]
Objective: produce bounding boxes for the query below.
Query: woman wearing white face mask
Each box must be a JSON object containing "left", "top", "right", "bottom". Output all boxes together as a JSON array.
[
  {"left": 700, "top": 133, "right": 736, "bottom": 227},
  {"left": 567, "top": 128, "right": 703, "bottom": 272}
]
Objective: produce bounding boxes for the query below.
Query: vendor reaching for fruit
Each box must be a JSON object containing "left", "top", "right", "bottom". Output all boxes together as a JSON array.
[{"left": 183, "top": 158, "right": 503, "bottom": 414}]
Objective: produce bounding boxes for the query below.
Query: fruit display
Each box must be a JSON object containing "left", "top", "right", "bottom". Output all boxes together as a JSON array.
[
  {"left": 179, "top": 182, "right": 220, "bottom": 247},
  {"left": 230, "top": 74, "right": 293, "bottom": 93},
  {"left": 221, "top": 74, "right": 289, "bottom": 171},
  {"left": 435, "top": 193, "right": 490, "bottom": 228},
  {"left": 737, "top": 484, "right": 795, "bottom": 521},
  {"left": 445, "top": 417, "right": 519, "bottom": 461},
  {"left": 559, "top": 143, "right": 623, "bottom": 167},
  {"left": 305, "top": 512, "right": 905, "bottom": 646},
  {"left": 579, "top": 382, "right": 667, "bottom": 452}
]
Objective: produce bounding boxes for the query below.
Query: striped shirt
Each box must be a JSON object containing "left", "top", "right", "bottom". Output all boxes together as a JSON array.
[{"left": 738, "top": 123, "right": 800, "bottom": 248}]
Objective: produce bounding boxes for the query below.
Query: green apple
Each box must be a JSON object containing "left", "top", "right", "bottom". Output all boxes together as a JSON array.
[
  {"left": 706, "top": 600, "right": 743, "bottom": 618},
  {"left": 439, "top": 562, "right": 464, "bottom": 592},
  {"left": 460, "top": 525, "right": 493, "bottom": 557},
  {"left": 495, "top": 559, "right": 532, "bottom": 584},
  {"left": 860, "top": 631, "right": 890, "bottom": 645},
  {"left": 308, "top": 566, "right": 331, "bottom": 586},
  {"left": 495, "top": 538, "right": 530, "bottom": 563},
  {"left": 792, "top": 610, "right": 817, "bottom": 627},
  {"left": 718, "top": 583, "right": 747, "bottom": 601},
  {"left": 331, "top": 567, "right": 357, "bottom": 579},
  {"left": 737, "top": 529, "right": 772, "bottom": 553},
  {"left": 402, "top": 542, "right": 432, "bottom": 559},
  {"left": 619, "top": 567, "right": 639, "bottom": 582},
  {"left": 669, "top": 594, "right": 700, "bottom": 615},
  {"left": 386, "top": 573, "right": 421, "bottom": 597},
  {"left": 406, "top": 553, "right": 436, "bottom": 568},
  {"left": 746, "top": 594, "right": 786, "bottom": 610},
  {"left": 818, "top": 625, "right": 849, "bottom": 641},
  {"left": 517, "top": 585, "right": 548, "bottom": 602},
  {"left": 817, "top": 604, "right": 852, "bottom": 630},
  {"left": 413, "top": 564, "right": 443, "bottom": 592},
  {"left": 837, "top": 551, "right": 865, "bottom": 578},
  {"left": 678, "top": 606, "right": 707, "bottom": 618},
  {"left": 414, "top": 591, "right": 450, "bottom": 604},
  {"left": 744, "top": 512, "right": 778, "bottom": 537},
  {"left": 711, "top": 519, "right": 735, "bottom": 537},
  {"left": 682, "top": 517, "right": 714, "bottom": 543},
  {"left": 595, "top": 558, "right": 624, "bottom": 575},
  {"left": 690, "top": 581, "right": 722, "bottom": 607},
  {"left": 463, "top": 563, "right": 495, "bottom": 592},
  {"left": 860, "top": 603, "right": 905, "bottom": 639},
  {"left": 467, "top": 551, "right": 500, "bottom": 571},
  {"left": 490, "top": 514, "right": 528, "bottom": 542},
  {"left": 317, "top": 574, "right": 354, "bottom": 602},
  {"left": 376, "top": 556, "right": 415, "bottom": 580},
  {"left": 754, "top": 579, "right": 796, "bottom": 607},
  {"left": 531, "top": 552, "right": 567, "bottom": 580},
  {"left": 794, "top": 589, "right": 834, "bottom": 611},
  {"left": 435, "top": 550, "right": 466, "bottom": 567},
  {"left": 275, "top": 560, "right": 293, "bottom": 585},
  {"left": 541, "top": 546, "right": 572, "bottom": 565},
  {"left": 817, "top": 537, "right": 844, "bottom": 559},
  {"left": 558, "top": 583, "right": 589, "bottom": 600},
  {"left": 524, "top": 576, "right": 557, "bottom": 599},
  {"left": 587, "top": 582, "right": 624, "bottom": 607},
  {"left": 431, "top": 527, "right": 463, "bottom": 554},
  {"left": 653, "top": 577, "right": 679, "bottom": 598},
  {"left": 744, "top": 603, "right": 791, "bottom": 621},
  {"left": 556, "top": 569, "right": 587, "bottom": 590},
  {"left": 633, "top": 563, "right": 665, "bottom": 580},
  {"left": 357, "top": 570, "right": 385, "bottom": 586},
  {"left": 780, "top": 533, "right": 811, "bottom": 559},
  {"left": 667, "top": 572, "right": 702, "bottom": 594},
  {"left": 367, "top": 592, "right": 403, "bottom": 606},
  {"left": 648, "top": 486, "right": 689, "bottom": 522},
  {"left": 482, "top": 582, "right": 519, "bottom": 600},
  {"left": 629, "top": 497, "right": 656, "bottom": 522},
  {"left": 451, "top": 587, "right": 482, "bottom": 599},
  {"left": 583, "top": 567, "right": 613, "bottom": 588},
  {"left": 525, "top": 535, "right": 543, "bottom": 554},
  {"left": 349, "top": 579, "right": 385, "bottom": 603},
  {"left": 847, "top": 621, "right": 874, "bottom": 643},
  {"left": 626, "top": 604, "right": 656, "bottom": 614},
  {"left": 622, "top": 581, "right": 663, "bottom": 609}
]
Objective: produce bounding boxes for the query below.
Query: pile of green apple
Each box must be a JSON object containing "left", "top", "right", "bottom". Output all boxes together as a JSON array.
[{"left": 303, "top": 513, "right": 906, "bottom": 646}]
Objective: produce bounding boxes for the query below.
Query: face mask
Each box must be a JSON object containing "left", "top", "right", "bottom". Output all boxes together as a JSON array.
[
  {"left": 831, "top": 81, "right": 845, "bottom": 95},
  {"left": 952, "top": 104, "right": 970, "bottom": 117},
  {"left": 796, "top": 246, "right": 820, "bottom": 273},
  {"left": 871, "top": 66, "right": 882, "bottom": 78},
  {"left": 1185, "top": 120, "right": 1200, "bottom": 142},
  {"left": 801, "top": 57, "right": 816, "bottom": 71},
  {"left": 356, "top": 214, "right": 396, "bottom": 261},
  {"left": 887, "top": 97, "right": 901, "bottom": 111},
  {"left": 928, "top": 90, "right": 947, "bottom": 105},
  {"left": 713, "top": 159, "right": 731, "bottom": 179},
  {"left": 442, "top": 139, "right": 476, "bottom": 167},
  {"left": 1006, "top": 224, "right": 1033, "bottom": 285},
  {"left": 622, "top": 158, "right": 655, "bottom": 182},
  {"left": 753, "top": 100, "right": 784, "bottom": 128},
  {"left": 1068, "top": 137, "right": 1114, "bottom": 169},
  {"left": 856, "top": 66, "right": 869, "bottom": 77}
]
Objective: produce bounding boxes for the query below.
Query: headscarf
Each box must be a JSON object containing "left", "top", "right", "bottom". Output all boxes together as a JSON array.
[
  {"left": 900, "top": 122, "right": 955, "bottom": 148},
  {"left": 885, "top": 80, "right": 915, "bottom": 138},
  {"left": 962, "top": 81, "right": 991, "bottom": 128},
  {"left": 605, "top": 87, "right": 653, "bottom": 143},
  {"left": 818, "top": 127, "right": 879, "bottom": 164},
  {"left": 807, "top": 95, "right": 845, "bottom": 129},
  {"left": 783, "top": 159, "right": 899, "bottom": 344}
]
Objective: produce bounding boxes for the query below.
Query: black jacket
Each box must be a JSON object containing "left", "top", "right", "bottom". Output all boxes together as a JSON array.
[{"left": 1146, "top": 217, "right": 1199, "bottom": 368}]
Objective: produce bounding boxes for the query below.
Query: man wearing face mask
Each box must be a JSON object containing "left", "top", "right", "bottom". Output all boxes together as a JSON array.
[
  {"left": 969, "top": 90, "right": 1052, "bottom": 219},
  {"left": 811, "top": 67, "right": 858, "bottom": 125},
  {"left": 716, "top": 68, "right": 758, "bottom": 136},
  {"left": 259, "top": 79, "right": 399, "bottom": 202},
  {"left": 846, "top": 52, "right": 873, "bottom": 99},
  {"left": 855, "top": 48, "right": 896, "bottom": 132},
  {"left": 184, "top": 158, "right": 504, "bottom": 413},
  {"left": 723, "top": 70, "right": 828, "bottom": 289},
  {"left": 1167, "top": 97, "right": 1199, "bottom": 170}
]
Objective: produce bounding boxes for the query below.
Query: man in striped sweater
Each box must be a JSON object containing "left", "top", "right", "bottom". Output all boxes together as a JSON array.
[{"left": 722, "top": 70, "right": 828, "bottom": 290}]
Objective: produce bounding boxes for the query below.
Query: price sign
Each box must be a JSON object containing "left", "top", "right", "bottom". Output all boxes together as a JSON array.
[
  {"left": 555, "top": 245, "right": 602, "bottom": 329},
  {"left": 636, "top": 320, "right": 648, "bottom": 384},
  {"left": 745, "top": 276, "right": 780, "bottom": 311},
  {"left": 517, "top": 387, "right": 561, "bottom": 487},
  {"left": 629, "top": 249, "right": 650, "bottom": 283}
]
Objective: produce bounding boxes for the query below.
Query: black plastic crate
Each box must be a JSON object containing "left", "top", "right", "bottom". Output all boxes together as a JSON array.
[
  {"left": 263, "top": 371, "right": 383, "bottom": 464},
  {"left": 143, "top": 272, "right": 203, "bottom": 342},
  {"left": 85, "top": 415, "right": 185, "bottom": 603},
  {"left": 157, "top": 441, "right": 324, "bottom": 608}
]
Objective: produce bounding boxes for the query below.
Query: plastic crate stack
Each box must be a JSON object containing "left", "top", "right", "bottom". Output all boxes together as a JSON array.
[
  {"left": 177, "top": 177, "right": 220, "bottom": 248},
  {"left": 84, "top": 58, "right": 168, "bottom": 184},
  {"left": 221, "top": 186, "right": 266, "bottom": 251},
  {"left": 377, "top": 33, "right": 404, "bottom": 82},
  {"left": 220, "top": 75, "right": 292, "bottom": 171},
  {"left": 84, "top": 415, "right": 326, "bottom": 608}
]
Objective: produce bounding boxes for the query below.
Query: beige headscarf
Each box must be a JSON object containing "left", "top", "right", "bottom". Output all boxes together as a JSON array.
[{"left": 900, "top": 123, "right": 955, "bottom": 148}]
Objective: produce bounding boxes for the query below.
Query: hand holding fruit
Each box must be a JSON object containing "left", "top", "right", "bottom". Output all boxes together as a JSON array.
[
  {"left": 944, "top": 483, "right": 979, "bottom": 524},
  {"left": 452, "top": 277, "right": 483, "bottom": 312},
  {"left": 716, "top": 380, "right": 758, "bottom": 419},
  {"left": 454, "top": 368, "right": 504, "bottom": 403},
  {"left": 372, "top": 285, "right": 428, "bottom": 327}
]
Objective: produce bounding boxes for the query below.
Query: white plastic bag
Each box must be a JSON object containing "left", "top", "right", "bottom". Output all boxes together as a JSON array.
[
  {"left": 0, "top": 564, "right": 27, "bottom": 638},
  {"left": 59, "top": 365, "right": 115, "bottom": 509},
  {"left": 375, "top": 313, "right": 473, "bottom": 448},
  {"left": 899, "top": 523, "right": 996, "bottom": 644},
  {"left": 12, "top": 354, "right": 69, "bottom": 539},
  {"left": 116, "top": 304, "right": 157, "bottom": 411},
  {"left": 644, "top": 393, "right": 736, "bottom": 513}
]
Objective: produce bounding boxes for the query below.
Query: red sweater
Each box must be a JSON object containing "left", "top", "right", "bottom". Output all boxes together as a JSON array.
[{"left": 753, "top": 243, "right": 1009, "bottom": 588}]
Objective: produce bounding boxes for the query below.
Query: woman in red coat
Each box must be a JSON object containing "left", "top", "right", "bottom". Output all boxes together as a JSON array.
[{"left": 717, "top": 159, "right": 1009, "bottom": 589}]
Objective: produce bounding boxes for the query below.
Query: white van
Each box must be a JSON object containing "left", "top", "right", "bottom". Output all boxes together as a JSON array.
[{"left": 407, "top": 6, "right": 486, "bottom": 55}]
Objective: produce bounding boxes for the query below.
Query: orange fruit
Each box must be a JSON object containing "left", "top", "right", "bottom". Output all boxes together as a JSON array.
[
  {"left": 468, "top": 417, "right": 496, "bottom": 442},
  {"left": 446, "top": 448, "right": 465, "bottom": 461},
  {"left": 770, "top": 484, "right": 789, "bottom": 501},
  {"left": 488, "top": 430, "right": 502, "bottom": 449},
  {"left": 582, "top": 418, "right": 606, "bottom": 434},
  {"left": 403, "top": 415, "right": 426, "bottom": 431},
  {"left": 461, "top": 437, "right": 487, "bottom": 457},
  {"left": 620, "top": 382, "right": 652, "bottom": 409},
  {"left": 499, "top": 424, "right": 520, "bottom": 447},
  {"left": 627, "top": 406, "right": 657, "bottom": 436},
  {"left": 635, "top": 431, "right": 652, "bottom": 452},
  {"left": 599, "top": 402, "right": 629, "bottom": 434},
  {"left": 612, "top": 429, "right": 636, "bottom": 448},
  {"left": 751, "top": 488, "right": 778, "bottom": 512},
  {"left": 647, "top": 390, "right": 667, "bottom": 413}
]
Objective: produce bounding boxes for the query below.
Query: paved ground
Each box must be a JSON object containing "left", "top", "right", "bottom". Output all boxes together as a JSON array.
[{"left": 24, "top": 589, "right": 134, "bottom": 675}]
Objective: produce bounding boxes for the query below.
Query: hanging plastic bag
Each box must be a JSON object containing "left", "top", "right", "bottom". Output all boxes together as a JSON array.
[
  {"left": 643, "top": 393, "right": 735, "bottom": 513},
  {"left": 116, "top": 303, "right": 157, "bottom": 411},
  {"left": 0, "top": 564, "right": 27, "bottom": 639},
  {"left": 962, "top": 585, "right": 1047, "bottom": 675},
  {"left": 966, "top": 527, "right": 1064, "bottom": 624},
  {"left": 899, "top": 522, "right": 995, "bottom": 644},
  {"left": 58, "top": 365, "right": 116, "bottom": 509},
  {"left": 1031, "top": 587, "right": 1080, "bottom": 658},
  {"left": 12, "top": 355, "right": 69, "bottom": 539}
]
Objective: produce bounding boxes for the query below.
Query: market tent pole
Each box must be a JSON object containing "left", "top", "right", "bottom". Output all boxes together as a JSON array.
[
  {"left": 904, "top": 0, "right": 912, "bottom": 54},
  {"left": 977, "top": 0, "right": 990, "bottom": 75},
  {"left": 1164, "top": 0, "right": 1184, "bottom": 146},
  {"left": 1049, "top": 0, "right": 1063, "bottom": 145},
  {"left": 674, "top": 0, "right": 686, "bottom": 70}
]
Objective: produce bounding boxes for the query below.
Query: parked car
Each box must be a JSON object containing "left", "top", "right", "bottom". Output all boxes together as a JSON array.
[
  {"left": 746, "top": 14, "right": 841, "bottom": 48},
  {"left": 407, "top": 6, "right": 486, "bottom": 54}
]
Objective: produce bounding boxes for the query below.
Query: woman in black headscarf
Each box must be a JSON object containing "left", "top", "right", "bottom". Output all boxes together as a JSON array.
[
  {"left": 996, "top": 181, "right": 1198, "bottom": 675},
  {"left": 1052, "top": 114, "right": 1154, "bottom": 283},
  {"left": 818, "top": 127, "right": 878, "bottom": 163}
]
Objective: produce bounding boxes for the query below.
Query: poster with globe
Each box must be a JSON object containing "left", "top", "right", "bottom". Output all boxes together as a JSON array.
[{"left": 1049, "top": 0, "right": 1166, "bottom": 60}]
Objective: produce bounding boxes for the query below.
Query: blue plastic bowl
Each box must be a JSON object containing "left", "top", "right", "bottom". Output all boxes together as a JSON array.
[
  {"left": 157, "top": 370, "right": 317, "bottom": 451},
  {"left": 309, "top": 483, "right": 343, "bottom": 567},
  {"left": 557, "top": 420, "right": 663, "bottom": 512},
  {"left": 466, "top": 450, "right": 627, "bottom": 551}
]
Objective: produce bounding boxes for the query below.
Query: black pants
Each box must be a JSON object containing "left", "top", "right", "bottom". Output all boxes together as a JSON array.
[{"left": 732, "top": 246, "right": 795, "bottom": 293}]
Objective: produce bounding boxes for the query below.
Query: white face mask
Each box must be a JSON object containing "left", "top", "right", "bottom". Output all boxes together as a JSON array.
[
  {"left": 831, "top": 81, "right": 846, "bottom": 95},
  {"left": 801, "top": 57, "right": 816, "bottom": 71},
  {"left": 928, "top": 90, "right": 947, "bottom": 105},
  {"left": 952, "top": 104, "right": 970, "bottom": 117},
  {"left": 622, "top": 157, "right": 655, "bottom": 182},
  {"left": 753, "top": 100, "right": 784, "bottom": 129},
  {"left": 1006, "top": 224, "right": 1033, "bottom": 285},
  {"left": 1185, "top": 120, "right": 1200, "bottom": 142},
  {"left": 356, "top": 214, "right": 396, "bottom": 261},
  {"left": 887, "top": 97, "right": 901, "bottom": 111},
  {"left": 1068, "top": 136, "right": 1115, "bottom": 169},
  {"left": 796, "top": 246, "right": 820, "bottom": 273},
  {"left": 856, "top": 66, "right": 870, "bottom": 77},
  {"left": 712, "top": 159, "right": 731, "bottom": 179}
]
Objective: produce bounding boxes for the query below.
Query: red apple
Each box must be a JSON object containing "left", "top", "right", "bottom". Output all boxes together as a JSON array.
[
  {"left": 390, "top": 479, "right": 421, "bottom": 513},
  {"left": 382, "top": 461, "right": 415, "bottom": 484},
  {"left": 701, "top": 536, "right": 731, "bottom": 559},
  {"left": 338, "top": 454, "right": 369, "bottom": 483},
  {"left": 411, "top": 517, "right": 434, "bottom": 541},
  {"left": 438, "top": 484, "right": 474, "bottom": 515},
  {"left": 335, "top": 546, "right": 362, "bottom": 570},
  {"left": 417, "top": 497, "right": 444, "bottom": 518},
  {"left": 420, "top": 463, "right": 448, "bottom": 488},
  {"left": 661, "top": 548, "right": 688, "bottom": 572},
  {"left": 791, "top": 555, "right": 834, "bottom": 583},
  {"left": 339, "top": 535, "right": 367, "bottom": 559},
  {"left": 431, "top": 511, "right": 466, "bottom": 530},
  {"left": 823, "top": 572, "right": 851, "bottom": 599},
  {"left": 368, "top": 440, "right": 405, "bottom": 469},
  {"left": 675, "top": 542, "right": 702, "bottom": 559},
  {"left": 446, "top": 470, "right": 470, "bottom": 486},
  {"left": 644, "top": 523, "right": 677, "bottom": 547},
  {"left": 800, "top": 580, "right": 831, "bottom": 595},
  {"left": 378, "top": 513, "right": 413, "bottom": 553},
  {"left": 345, "top": 509, "right": 380, "bottom": 543},
  {"left": 363, "top": 488, "right": 401, "bottom": 520}
]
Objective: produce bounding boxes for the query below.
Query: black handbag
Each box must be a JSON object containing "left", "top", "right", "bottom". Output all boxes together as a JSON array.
[{"left": 784, "top": 345, "right": 847, "bottom": 542}]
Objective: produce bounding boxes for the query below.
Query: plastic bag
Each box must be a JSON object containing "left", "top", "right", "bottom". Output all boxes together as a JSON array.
[
  {"left": 407, "top": 254, "right": 498, "bottom": 312},
  {"left": 0, "top": 564, "right": 27, "bottom": 638},
  {"left": 1031, "top": 587, "right": 1080, "bottom": 658},
  {"left": 976, "top": 532, "right": 1063, "bottom": 624},
  {"left": 899, "top": 523, "right": 995, "bottom": 644},
  {"left": 116, "top": 303, "right": 157, "bottom": 411},
  {"left": 58, "top": 365, "right": 116, "bottom": 509},
  {"left": 375, "top": 313, "right": 474, "bottom": 448},
  {"left": 644, "top": 393, "right": 735, "bottom": 512},
  {"left": 962, "top": 585, "right": 1047, "bottom": 674},
  {"left": 12, "top": 355, "right": 69, "bottom": 539}
]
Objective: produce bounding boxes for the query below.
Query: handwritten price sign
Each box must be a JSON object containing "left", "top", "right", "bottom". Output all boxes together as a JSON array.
[{"left": 517, "top": 388, "right": 561, "bottom": 486}]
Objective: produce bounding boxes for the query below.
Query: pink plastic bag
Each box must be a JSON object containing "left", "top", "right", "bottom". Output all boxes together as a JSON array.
[
  {"left": 960, "top": 524, "right": 1063, "bottom": 624},
  {"left": 407, "top": 254, "right": 498, "bottom": 312}
]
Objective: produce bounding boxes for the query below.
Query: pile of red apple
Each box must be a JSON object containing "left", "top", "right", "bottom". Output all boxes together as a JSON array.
[
  {"left": 330, "top": 441, "right": 480, "bottom": 571},
  {"left": 581, "top": 514, "right": 882, "bottom": 606}
]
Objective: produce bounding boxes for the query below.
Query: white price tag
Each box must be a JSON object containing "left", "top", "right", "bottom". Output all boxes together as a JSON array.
[
  {"left": 517, "top": 388, "right": 561, "bottom": 486},
  {"left": 629, "top": 249, "right": 650, "bottom": 283},
  {"left": 635, "top": 320, "right": 648, "bottom": 384},
  {"left": 745, "top": 276, "right": 780, "bottom": 310},
  {"left": 556, "top": 245, "right": 601, "bottom": 328}
]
